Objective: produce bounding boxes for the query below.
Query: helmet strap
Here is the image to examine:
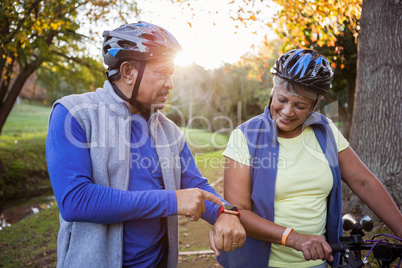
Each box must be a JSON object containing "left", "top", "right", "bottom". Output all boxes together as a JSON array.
[
  {"left": 268, "top": 96, "right": 273, "bottom": 109},
  {"left": 111, "top": 82, "right": 130, "bottom": 102},
  {"left": 109, "top": 61, "right": 150, "bottom": 118},
  {"left": 267, "top": 95, "right": 274, "bottom": 119},
  {"left": 129, "top": 61, "right": 150, "bottom": 118}
]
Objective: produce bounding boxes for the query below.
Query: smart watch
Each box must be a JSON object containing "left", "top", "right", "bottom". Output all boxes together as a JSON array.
[{"left": 218, "top": 205, "right": 241, "bottom": 219}]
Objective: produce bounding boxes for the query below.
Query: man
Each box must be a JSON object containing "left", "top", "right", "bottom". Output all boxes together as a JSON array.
[{"left": 46, "top": 21, "right": 245, "bottom": 268}]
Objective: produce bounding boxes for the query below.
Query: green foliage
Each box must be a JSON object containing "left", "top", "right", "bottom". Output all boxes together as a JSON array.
[
  {"left": 0, "top": 0, "right": 138, "bottom": 67},
  {"left": 36, "top": 56, "right": 105, "bottom": 104},
  {"left": 1, "top": 0, "right": 81, "bottom": 72},
  {"left": 210, "top": 63, "right": 263, "bottom": 121}
]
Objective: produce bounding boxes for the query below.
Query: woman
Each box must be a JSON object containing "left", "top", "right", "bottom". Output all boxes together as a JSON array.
[{"left": 217, "top": 49, "right": 402, "bottom": 268}]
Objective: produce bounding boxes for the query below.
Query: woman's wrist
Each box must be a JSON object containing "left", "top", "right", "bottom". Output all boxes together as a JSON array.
[
  {"left": 283, "top": 229, "right": 298, "bottom": 248},
  {"left": 281, "top": 227, "right": 294, "bottom": 246}
]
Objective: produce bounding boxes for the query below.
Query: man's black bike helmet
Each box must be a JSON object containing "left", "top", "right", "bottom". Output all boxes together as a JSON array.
[
  {"left": 270, "top": 49, "right": 334, "bottom": 95},
  {"left": 102, "top": 21, "right": 181, "bottom": 112}
]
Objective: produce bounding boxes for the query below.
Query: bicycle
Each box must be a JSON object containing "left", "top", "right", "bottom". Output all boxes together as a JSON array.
[{"left": 330, "top": 213, "right": 402, "bottom": 268}]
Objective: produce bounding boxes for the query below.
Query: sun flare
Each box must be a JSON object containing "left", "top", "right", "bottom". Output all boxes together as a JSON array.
[{"left": 174, "top": 50, "right": 195, "bottom": 67}]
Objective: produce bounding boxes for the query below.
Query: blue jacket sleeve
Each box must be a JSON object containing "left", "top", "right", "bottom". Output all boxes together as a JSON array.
[
  {"left": 46, "top": 104, "right": 177, "bottom": 224},
  {"left": 179, "top": 143, "right": 228, "bottom": 225}
]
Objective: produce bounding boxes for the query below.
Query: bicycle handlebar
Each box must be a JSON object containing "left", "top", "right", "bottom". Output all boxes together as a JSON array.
[
  {"left": 330, "top": 240, "right": 402, "bottom": 268},
  {"left": 329, "top": 242, "right": 345, "bottom": 253},
  {"left": 329, "top": 241, "right": 366, "bottom": 268},
  {"left": 329, "top": 213, "right": 402, "bottom": 268}
]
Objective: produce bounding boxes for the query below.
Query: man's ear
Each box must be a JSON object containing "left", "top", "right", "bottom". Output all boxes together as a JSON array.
[{"left": 120, "top": 62, "right": 137, "bottom": 85}]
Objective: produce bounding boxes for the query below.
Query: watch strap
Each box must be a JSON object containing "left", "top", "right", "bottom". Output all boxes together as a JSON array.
[{"left": 218, "top": 206, "right": 241, "bottom": 219}]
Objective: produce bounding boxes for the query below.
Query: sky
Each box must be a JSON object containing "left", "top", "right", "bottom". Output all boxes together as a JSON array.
[{"left": 84, "top": 0, "right": 280, "bottom": 70}]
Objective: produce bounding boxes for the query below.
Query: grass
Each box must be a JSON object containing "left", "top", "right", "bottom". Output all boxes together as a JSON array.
[
  {"left": 0, "top": 102, "right": 51, "bottom": 205},
  {"left": 0, "top": 203, "right": 59, "bottom": 267},
  {"left": 180, "top": 127, "right": 229, "bottom": 154},
  {"left": 194, "top": 150, "right": 225, "bottom": 183},
  {"left": 1, "top": 102, "right": 51, "bottom": 136}
]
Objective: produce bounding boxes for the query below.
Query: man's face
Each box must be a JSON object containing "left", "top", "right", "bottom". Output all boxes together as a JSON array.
[{"left": 135, "top": 60, "right": 175, "bottom": 112}]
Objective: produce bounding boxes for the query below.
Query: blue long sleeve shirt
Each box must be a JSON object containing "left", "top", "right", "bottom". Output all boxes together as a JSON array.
[{"left": 46, "top": 104, "right": 223, "bottom": 267}]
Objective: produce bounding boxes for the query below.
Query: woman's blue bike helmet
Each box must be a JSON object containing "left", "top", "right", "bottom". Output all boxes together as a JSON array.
[{"left": 271, "top": 49, "right": 334, "bottom": 95}]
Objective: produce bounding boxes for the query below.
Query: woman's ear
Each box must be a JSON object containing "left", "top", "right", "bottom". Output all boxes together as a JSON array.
[
  {"left": 313, "top": 96, "right": 323, "bottom": 111},
  {"left": 120, "top": 62, "right": 137, "bottom": 85}
]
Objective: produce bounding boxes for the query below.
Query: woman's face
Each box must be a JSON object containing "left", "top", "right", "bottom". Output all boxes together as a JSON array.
[{"left": 270, "top": 84, "right": 315, "bottom": 138}]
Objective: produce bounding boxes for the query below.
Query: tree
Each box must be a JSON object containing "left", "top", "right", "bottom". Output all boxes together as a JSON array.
[
  {"left": 345, "top": 0, "right": 402, "bottom": 215},
  {"left": 36, "top": 56, "right": 105, "bottom": 104},
  {"left": 267, "top": 0, "right": 362, "bottom": 139},
  {"left": 0, "top": 0, "right": 138, "bottom": 134}
]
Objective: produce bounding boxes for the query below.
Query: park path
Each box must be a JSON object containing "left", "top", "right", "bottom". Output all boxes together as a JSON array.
[{"left": 178, "top": 177, "right": 224, "bottom": 267}]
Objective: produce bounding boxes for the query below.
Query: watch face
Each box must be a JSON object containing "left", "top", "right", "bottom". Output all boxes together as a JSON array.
[{"left": 224, "top": 205, "right": 239, "bottom": 212}]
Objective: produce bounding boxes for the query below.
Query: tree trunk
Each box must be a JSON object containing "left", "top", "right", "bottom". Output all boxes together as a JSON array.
[
  {"left": 345, "top": 0, "right": 402, "bottom": 217},
  {"left": 343, "top": 76, "right": 356, "bottom": 140}
]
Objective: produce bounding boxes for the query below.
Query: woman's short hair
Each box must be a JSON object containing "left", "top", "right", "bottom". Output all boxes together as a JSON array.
[{"left": 272, "top": 76, "right": 320, "bottom": 101}]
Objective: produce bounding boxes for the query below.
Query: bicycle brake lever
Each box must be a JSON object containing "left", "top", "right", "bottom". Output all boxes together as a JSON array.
[{"left": 343, "top": 246, "right": 365, "bottom": 268}]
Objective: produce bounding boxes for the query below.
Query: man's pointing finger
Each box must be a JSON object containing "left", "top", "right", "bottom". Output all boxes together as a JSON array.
[{"left": 199, "top": 190, "right": 224, "bottom": 206}]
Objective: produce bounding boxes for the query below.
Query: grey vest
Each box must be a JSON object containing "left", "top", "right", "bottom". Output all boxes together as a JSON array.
[{"left": 52, "top": 80, "right": 185, "bottom": 268}]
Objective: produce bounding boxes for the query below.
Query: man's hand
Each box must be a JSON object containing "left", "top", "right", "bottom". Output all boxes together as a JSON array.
[
  {"left": 209, "top": 213, "right": 246, "bottom": 256},
  {"left": 175, "top": 188, "right": 224, "bottom": 221}
]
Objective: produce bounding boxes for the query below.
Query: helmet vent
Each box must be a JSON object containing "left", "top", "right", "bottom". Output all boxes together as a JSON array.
[
  {"left": 311, "top": 64, "right": 321, "bottom": 77},
  {"left": 282, "top": 51, "right": 296, "bottom": 71},
  {"left": 118, "top": 41, "right": 137, "bottom": 49}
]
